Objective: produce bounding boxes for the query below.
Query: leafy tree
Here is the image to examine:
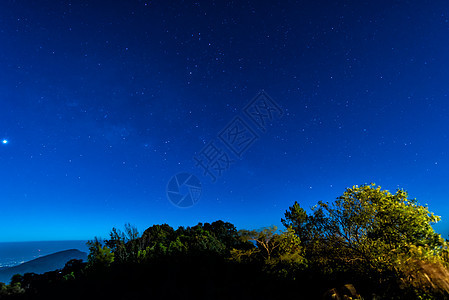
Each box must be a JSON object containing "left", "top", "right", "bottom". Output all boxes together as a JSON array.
[
  {"left": 62, "top": 272, "right": 75, "bottom": 281},
  {"left": 1, "top": 274, "right": 26, "bottom": 296},
  {"left": 105, "top": 223, "right": 141, "bottom": 263},
  {"left": 272, "top": 226, "right": 305, "bottom": 265},
  {"left": 203, "top": 220, "right": 241, "bottom": 249},
  {"left": 167, "top": 236, "right": 188, "bottom": 254},
  {"left": 177, "top": 224, "right": 226, "bottom": 255},
  {"left": 281, "top": 201, "right": 310, "bottom": 242},
  {"left": 9, "top": 274, "right": 23, "bottom": 286},
  {"left": 136, "top": 224, "right": 175, "bottom": 259},
  {"left": 231, "top": 225, "right": 305, "bottom": 269},
  {"left": 140, "top": 224, "right": 174, "bottom": 249},
  {"left": 282, "top": 183, "right": 447, "bottom": 295},
  {"left": 237, "top": 226, "right": 280, "bottom": 261},
  {"left": 63, "top": 259, "right": 85, "bottom": 274},
  {"left": 87, "top": 238, "right": 115, "bottom": 268}
]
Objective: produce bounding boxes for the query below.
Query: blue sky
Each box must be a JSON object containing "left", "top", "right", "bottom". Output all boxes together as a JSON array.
[{"left": 1, "top": 0, "right": 449, "bottom": 241}]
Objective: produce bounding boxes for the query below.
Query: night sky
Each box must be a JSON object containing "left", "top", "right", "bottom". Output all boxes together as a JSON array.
[{"left": 1, "top": 1, "right": 449, "bottom": 242}]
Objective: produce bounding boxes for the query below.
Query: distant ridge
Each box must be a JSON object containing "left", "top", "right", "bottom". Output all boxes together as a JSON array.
[{"left": 0, "top": 249, "right": 87, "bottom": 283}]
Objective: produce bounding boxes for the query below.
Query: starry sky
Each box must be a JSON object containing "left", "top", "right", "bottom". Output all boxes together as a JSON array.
[{"left": 1, "top": 0, "right": 449, "bottom": 242}]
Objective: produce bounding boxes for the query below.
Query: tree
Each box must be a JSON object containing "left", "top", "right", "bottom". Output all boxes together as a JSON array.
[
  {"left": 203, "top": 220, "right": 241, "bottom": 250},
  {"left": 177, "top": 223, "right": 226, "bottom": 255},
  {"left": 105, "top": 223, "right": 141, "bottom": 263},
  {"left": 87, "top": 238, "right": 115, "bottom": 268},
  {"left": 237, "top": 226, "right": 280, "bottom": 261},
  {"left": 282, "top": 183, "right": 446, "bottom": 286},
  {"left": 140, "top": 224, "right": 174, "bottom": 249},
  {"left": 231, "top": 225, "right": 305, "bottom": 268},
  {"left": 281, "top": 201, "right": 309, "bottom": 242},
  {"left": 2, "top": 274, "right": 25, "bottom": 296},
  {"left": 273, "top": 226, "right": 305, "bottom": 265},
  {"left": 9, "top": 274, "right": 23, "bottom": 286}
]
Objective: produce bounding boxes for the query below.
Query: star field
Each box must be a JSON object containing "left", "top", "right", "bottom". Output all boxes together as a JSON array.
[{"left": 1, "top": 0, "right": 449, "bottom": 241}]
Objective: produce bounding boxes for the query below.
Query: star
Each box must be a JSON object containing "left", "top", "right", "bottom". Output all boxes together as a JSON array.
[{"left": 2, "top": 139, "right": 7, "bottom": 144}]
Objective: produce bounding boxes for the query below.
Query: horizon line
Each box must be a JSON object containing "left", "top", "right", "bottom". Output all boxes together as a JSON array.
[{"left": 0, "top": 239, "right": 90, "bottom": 244}]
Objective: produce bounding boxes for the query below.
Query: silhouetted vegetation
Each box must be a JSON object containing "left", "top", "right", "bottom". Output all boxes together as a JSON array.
[{"left": 1, "top": 184, "right": 449, "bottom": 299}]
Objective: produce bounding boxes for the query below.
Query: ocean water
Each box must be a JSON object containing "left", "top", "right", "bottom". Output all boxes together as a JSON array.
[{"left": 0, "top": 241, "right": 89, "bottom": 268}]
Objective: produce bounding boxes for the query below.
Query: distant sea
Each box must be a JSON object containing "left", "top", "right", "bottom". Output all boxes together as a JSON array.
[{"left": 0, "top": 241, "right": 89, "bottom": 268}]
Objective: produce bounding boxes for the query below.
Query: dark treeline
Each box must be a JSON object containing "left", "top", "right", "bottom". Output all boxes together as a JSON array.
[{"left": 2, "top": 184, "right": 449, "bottom": 299}]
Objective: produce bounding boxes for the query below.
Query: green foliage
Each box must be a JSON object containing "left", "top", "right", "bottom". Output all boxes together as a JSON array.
[
  {"left": 274, "top": 226, "right": 305, "bottom": 265},
  {"left": 100, "top": 221, "right": 240, "bottom": 264},
  {"left": 281, "top": 201, "right": 310, "bottom": 242},
  {"left": 9, "top": 274, "right": 23, "bottom": 286},
  {"left": 168, "top": 236, "right": 188, "bottom": 254},
  {"left": 178, "top": 224, "right": 226, "bottom": 254},
  {"left": 87, "top": 238, "right": 115, "bottom": 268},
  {"left": 0, "top": 275, "right": 25, "bottom": 296},
  {"left": 203, "top": 220, "right": 241, "bottom": 249},
  {"left": 105, "top": 223, "right": 141, "bottom": 263},
  {"left": 283, "top": 183, "right": 448, "bottom": 297},
  {"left": 3, "top": 189, "right": 448, "bottom": 300},
  {"left": 236, "top": 226, "right": 281, "bottom": 261},
  {"left": 141, "top": 224, "right": 174, "bottom": 248},
  {"left": 231, "top": 225, "right": 306, "bottom": 278},
  {"left": 62, "top": 272, "right": 75, "bottom": 281}
]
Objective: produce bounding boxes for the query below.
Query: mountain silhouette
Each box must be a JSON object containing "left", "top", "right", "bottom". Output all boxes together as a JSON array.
[{"left": 0, "top": 249, "right": 87, "bottom": 283}]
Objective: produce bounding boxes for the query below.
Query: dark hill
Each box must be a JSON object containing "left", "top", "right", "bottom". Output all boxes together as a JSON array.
[{"left": 0, "top": 249, "right": 87, "bottom": 283}]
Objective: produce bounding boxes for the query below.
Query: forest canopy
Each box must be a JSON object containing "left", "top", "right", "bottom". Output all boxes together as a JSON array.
[{"left": 2, "top": 184, "right": 449, "bottom": 300}]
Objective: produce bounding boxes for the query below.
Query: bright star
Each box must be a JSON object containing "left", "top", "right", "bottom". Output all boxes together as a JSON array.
[{"left": 2, "top": 139, "right": 8, "bottom": 144}]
